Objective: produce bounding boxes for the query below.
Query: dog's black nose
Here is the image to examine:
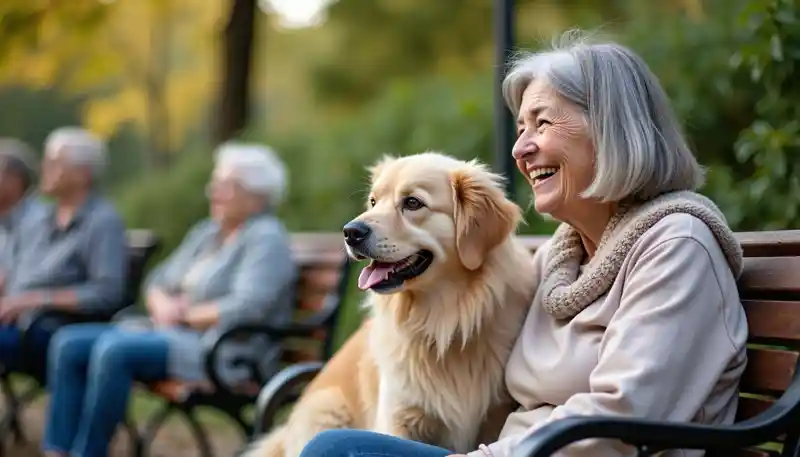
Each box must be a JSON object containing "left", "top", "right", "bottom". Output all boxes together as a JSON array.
[{"left": 343, "top": 221, "right": 372, "bottom": 246}]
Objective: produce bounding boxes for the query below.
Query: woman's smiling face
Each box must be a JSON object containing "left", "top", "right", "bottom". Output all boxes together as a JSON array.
[{"left": 511, "top": 79, "right": 596, "bottom": 220}]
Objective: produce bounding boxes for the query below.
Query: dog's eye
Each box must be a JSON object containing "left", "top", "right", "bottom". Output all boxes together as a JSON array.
[
  {"left": 369, "top": 197, "right": 376, "bottom": 207},
  {"left": 402, "top": 196, "right": 425, "bottom": 211}
]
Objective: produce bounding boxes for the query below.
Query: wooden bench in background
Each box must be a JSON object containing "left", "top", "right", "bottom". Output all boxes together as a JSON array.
[
  {"left": 246, "top": 230, "right": 800, "bottom": 457},
  {"left": 136, "top": 232, "right": 350, "bottom": 457}
]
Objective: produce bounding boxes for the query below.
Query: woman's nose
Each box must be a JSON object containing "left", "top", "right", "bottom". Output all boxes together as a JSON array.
[{"left": 512, "top": 138, "right": 538, "bottom": 160}]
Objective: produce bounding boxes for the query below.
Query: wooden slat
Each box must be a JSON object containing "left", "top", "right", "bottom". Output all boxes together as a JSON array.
[
  {"left": 297, "top": 265, "right": 344, "bottom": 310},
  {"left": 744, "top": 300, "right": 800, "bottom": 341},
  {"left": 516, "top": 230, "right": 800, "bottom": 259},
  {"left": 742, "top": 348, "right": 799, "bottom": 392},
  {"left": 518, "top": 236, "right": 549, "bottom": 254},
  {"left": 739, "top": 257, "right": 800, "bottom": 294},
  {"left": 735, "top": 449, "right": 773, "bottom": 457},
  {"left": 737, "top": 230, "right": 800, "bottom": 257},
  {"left": 736, "top": 397, "right": 775, "bottom": 421}
]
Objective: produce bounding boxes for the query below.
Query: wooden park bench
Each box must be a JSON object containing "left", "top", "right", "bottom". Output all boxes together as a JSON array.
[
  {"left": 248, "top": 230, "right": 800, "bottom": 457},
  {"left": 133, "top": 232, "right": 350, "bottom": 457},
  {"left": 0, "top": 229, "right": 161, "bottom": 457}
]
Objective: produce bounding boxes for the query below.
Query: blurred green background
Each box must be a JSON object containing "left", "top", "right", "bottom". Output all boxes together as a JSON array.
[{"left": 0, "top": 0, "right": 798, "bottom": 345}]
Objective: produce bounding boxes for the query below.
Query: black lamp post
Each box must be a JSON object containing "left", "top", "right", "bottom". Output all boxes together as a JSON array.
[{"left": 493, "top": 0, "right": 516, "bottom": 201}]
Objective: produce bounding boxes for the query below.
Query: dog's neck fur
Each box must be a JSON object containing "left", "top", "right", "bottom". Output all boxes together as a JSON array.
[{"left": 369, "top": 237, "right": 535, "bottom": 358}]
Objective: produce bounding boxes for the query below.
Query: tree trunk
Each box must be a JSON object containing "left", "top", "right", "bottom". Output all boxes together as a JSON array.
[{"left": 213, "top": 0, "right": 257, "bottom": 146}]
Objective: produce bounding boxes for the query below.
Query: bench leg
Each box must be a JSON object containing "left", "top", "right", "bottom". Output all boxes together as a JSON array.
[{"left": 179, "top": 406, "right": 213, "bottom": 457}]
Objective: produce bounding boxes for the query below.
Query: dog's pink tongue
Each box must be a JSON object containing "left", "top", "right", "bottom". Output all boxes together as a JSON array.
[{"left": 358, "top": 263, "right": 394, "bottom": 290}]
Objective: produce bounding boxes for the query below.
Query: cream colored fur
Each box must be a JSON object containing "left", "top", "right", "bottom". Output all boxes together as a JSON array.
[{"left": 243, "top": 152, "right": 536, "bottom": 457}]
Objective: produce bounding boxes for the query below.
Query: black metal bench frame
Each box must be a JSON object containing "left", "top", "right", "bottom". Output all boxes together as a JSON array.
[{"left": 131, "top": 255, "right": 351, "bottom": 457}]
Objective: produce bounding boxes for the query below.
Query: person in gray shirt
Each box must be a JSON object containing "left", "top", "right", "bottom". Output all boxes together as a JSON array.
[
  {"left": 0, "top": 138, "right": 38, "bottom": 268},
  {"left": 0, "top": 137, "right": 41, "bottom": 372},
  {"left": 0, "top": 129, "right": 127, "bottom": 372},
  {"left": 41, "top": 142, "right": 297, "bottom": 457}
]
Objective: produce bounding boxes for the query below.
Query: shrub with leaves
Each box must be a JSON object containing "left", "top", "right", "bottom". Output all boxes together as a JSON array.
[{"left": 728, "top": 0, "right": 800, "bottom": 229}]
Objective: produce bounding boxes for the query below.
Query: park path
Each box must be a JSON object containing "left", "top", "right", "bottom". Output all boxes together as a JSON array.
[{"left": 4, "top": 396, "right": 243, "bottom": 457}]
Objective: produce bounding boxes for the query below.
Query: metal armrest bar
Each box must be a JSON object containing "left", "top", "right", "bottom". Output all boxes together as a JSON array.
[
  {"left": 513, "top": 361, "right": 800, "bottom": 457},
  {"left": 251, "top": 362, "right": 323, "bottom": 436},
  {"left": 202, "top": 322, "right": 325, "bottom": 396}
]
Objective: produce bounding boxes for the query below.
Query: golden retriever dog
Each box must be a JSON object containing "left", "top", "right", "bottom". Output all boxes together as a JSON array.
[{"left": 243, "top": 152, "right": 535, "bottom": 457}]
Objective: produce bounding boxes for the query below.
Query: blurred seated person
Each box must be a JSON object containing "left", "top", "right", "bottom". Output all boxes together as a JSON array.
[
  {"left": 41, "top": 142, "right": 297, "bottom": 457},
  {"left": 0, "top": 138, "right": 39, "bottom": 266},
  {"left": 0, "top": 128, "right": 127, "bottom": 373}
]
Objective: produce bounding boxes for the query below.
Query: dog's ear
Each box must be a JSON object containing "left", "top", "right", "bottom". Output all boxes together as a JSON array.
[{"left": 451, "top": 164, "right": 521, "bottom": 270}]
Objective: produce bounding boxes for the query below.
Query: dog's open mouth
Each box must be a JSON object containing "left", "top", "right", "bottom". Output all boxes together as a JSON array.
[{"left": 357, "top": 250, "right": 434, "bottom": 292}]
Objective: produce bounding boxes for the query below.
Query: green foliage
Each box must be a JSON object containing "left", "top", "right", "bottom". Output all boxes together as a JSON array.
[
  {"left": 254, "top": 73, "right": 557, "bottom": 235},
  {"left": 114, "top": 150, "right": 212, "bottom": 266},
  {"left": 727, "top": 0, "right": 800, "bottom": 229}
]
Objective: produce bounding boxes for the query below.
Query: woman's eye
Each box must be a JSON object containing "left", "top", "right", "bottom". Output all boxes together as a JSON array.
[
  {"left": 536, "top": 119, "right": 551, "bottom": 128},
  {"left": 402, "top": 196, "right": 424, "bottom": 211},
  {"left": 369, "top": 197, "right": 376, "bottom": 207}
]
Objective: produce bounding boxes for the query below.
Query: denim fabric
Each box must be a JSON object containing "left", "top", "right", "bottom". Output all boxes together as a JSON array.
[
  {"left": 300, "top": 429, "right": 452, "bottom": 457},
  {"left": 42, "top": 323, "right": 169, "bottom": 457},
  {"left": 0, "top": 321, "right": 53, "bottom": 372}
]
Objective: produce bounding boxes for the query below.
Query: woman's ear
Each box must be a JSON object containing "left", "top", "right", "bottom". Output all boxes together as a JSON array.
[{"left": 451, "top": 164, "right": 522, "bottom": 270}]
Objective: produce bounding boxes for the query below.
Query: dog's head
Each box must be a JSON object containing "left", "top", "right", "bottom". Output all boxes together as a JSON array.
[{"left": 343, "top": 152, "right": 522, "bottom": 294}]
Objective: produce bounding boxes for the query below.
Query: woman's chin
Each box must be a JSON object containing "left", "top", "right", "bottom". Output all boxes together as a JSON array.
[{"left": 533, "top": 193, "right": 560, "bottom": 216}]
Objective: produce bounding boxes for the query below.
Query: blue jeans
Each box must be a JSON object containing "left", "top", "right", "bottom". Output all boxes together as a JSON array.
[
  {"left": 300, "top": 429, "right": 452, "bottom": 457},
  {"left": 42, "top": 323, "right": 169, "bottom": 457},
  {"left": 0, "top": 322, "right": 53, "bottom": 372}
]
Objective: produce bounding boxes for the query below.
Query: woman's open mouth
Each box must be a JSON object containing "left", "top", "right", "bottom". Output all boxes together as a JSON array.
[{"left": 529, "top": 167, "right": 559, "bottom": 186}]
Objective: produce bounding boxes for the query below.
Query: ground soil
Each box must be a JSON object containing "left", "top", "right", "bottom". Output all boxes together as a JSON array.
[{"left": 2, "top": 396, "right": 245, "bottom": 457}]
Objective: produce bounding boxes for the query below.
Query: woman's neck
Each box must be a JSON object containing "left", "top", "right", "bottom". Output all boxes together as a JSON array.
[
  {"left": 564, "top": 202, "right": 617, "bottom": 259},
  {"left": 219, "top": 220, "right": 244, "bottom": 242}
]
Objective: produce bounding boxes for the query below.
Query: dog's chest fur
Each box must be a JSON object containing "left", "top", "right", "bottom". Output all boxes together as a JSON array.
[{"left": 366, "top": 270, "right": 531, "bottom": 452}]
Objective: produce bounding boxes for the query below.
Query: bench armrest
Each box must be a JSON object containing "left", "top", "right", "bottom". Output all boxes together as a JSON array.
[
  {"left": 513, "top": 364, "right": 800, "bottom": 457},
  {"left": 201, "top": 322, "right": 323, "bottom": 396},
  {"left": 251, "top": 362, "right": 323, "bottom": 437}
]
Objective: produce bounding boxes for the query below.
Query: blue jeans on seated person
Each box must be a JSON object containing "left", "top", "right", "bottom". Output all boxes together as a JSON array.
[
  {"left": 42, "top": 323, "right": 169, "bottom": 457},
  {"left": 0, "top": 322, "right": 54, "bottom": 373},
  {"left": 300, "top": 429, "right": 452, "bottom": 457}
]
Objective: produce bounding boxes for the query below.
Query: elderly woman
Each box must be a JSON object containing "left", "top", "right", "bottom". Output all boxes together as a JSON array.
[
  {"left": 300, "top": 31, "right": 747, "bottom": 457},
  {"left": 41, "top": 142, "right": 297, "bottom": 457}
]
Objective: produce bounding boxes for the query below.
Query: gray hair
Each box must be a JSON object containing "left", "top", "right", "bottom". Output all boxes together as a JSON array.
[
  {"left": 503, "top": 30, "right": 704, "bottom": 202},
  {"left": 0, "top": 138, "right": 36, "bottom": 191},
  {"left": 213, "top": 141, "right": 288, "bottom": 207},
  {"left": 45, "top": 127, "right": 107, "bottom": 178}
]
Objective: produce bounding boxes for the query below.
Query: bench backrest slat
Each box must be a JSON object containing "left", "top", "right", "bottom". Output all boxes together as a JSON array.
[{"left": 280, "top": 234, "right": 349, "bottom": 364}]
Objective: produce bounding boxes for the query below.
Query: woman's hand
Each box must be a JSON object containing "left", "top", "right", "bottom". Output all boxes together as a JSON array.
[{"left": 146, "top": 289, "right": 189, "bottom": 328}]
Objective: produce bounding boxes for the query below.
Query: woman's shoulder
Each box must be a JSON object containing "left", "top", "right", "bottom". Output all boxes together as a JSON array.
[
  {"left": 629, "top": 212, "right": 739, "bottom": 280},
  {"left": 636, "top": 212, "right": 727, "bottom": 252},
  {"left": 241, "top": 214, "right": 291, "bottom": 243}
]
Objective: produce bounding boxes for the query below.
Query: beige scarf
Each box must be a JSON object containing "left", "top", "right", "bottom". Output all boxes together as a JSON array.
[{"left": 540, "top": 191, "right": 743, "bottom": 320}]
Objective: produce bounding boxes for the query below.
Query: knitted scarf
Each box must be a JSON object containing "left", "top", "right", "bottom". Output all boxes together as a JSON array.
[{"left": 540, "top": 191, "right": 743, "bottom": 320}]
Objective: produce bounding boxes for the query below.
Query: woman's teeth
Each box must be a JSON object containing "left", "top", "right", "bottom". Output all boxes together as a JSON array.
[{"left": 529, "top": 167, "right": 559, "bottom": 183}]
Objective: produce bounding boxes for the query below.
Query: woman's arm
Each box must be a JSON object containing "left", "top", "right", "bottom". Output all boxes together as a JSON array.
[
  {"left": 182, "top": 222, "right": 295, "bottom": 330},
  {"left": 471, "top": 235, "right": 747, "bottom": 457}
]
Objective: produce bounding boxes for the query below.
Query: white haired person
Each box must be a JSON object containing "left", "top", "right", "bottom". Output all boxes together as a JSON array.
[
  {"left": 0, "top": 128, "right": 127, "bottom": 371},
  {"left": 41, "top": 142, "right": 297, "bottom": 457},
  {"left": 300, "top": 31, "right": 747, "bottom": 457}
]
